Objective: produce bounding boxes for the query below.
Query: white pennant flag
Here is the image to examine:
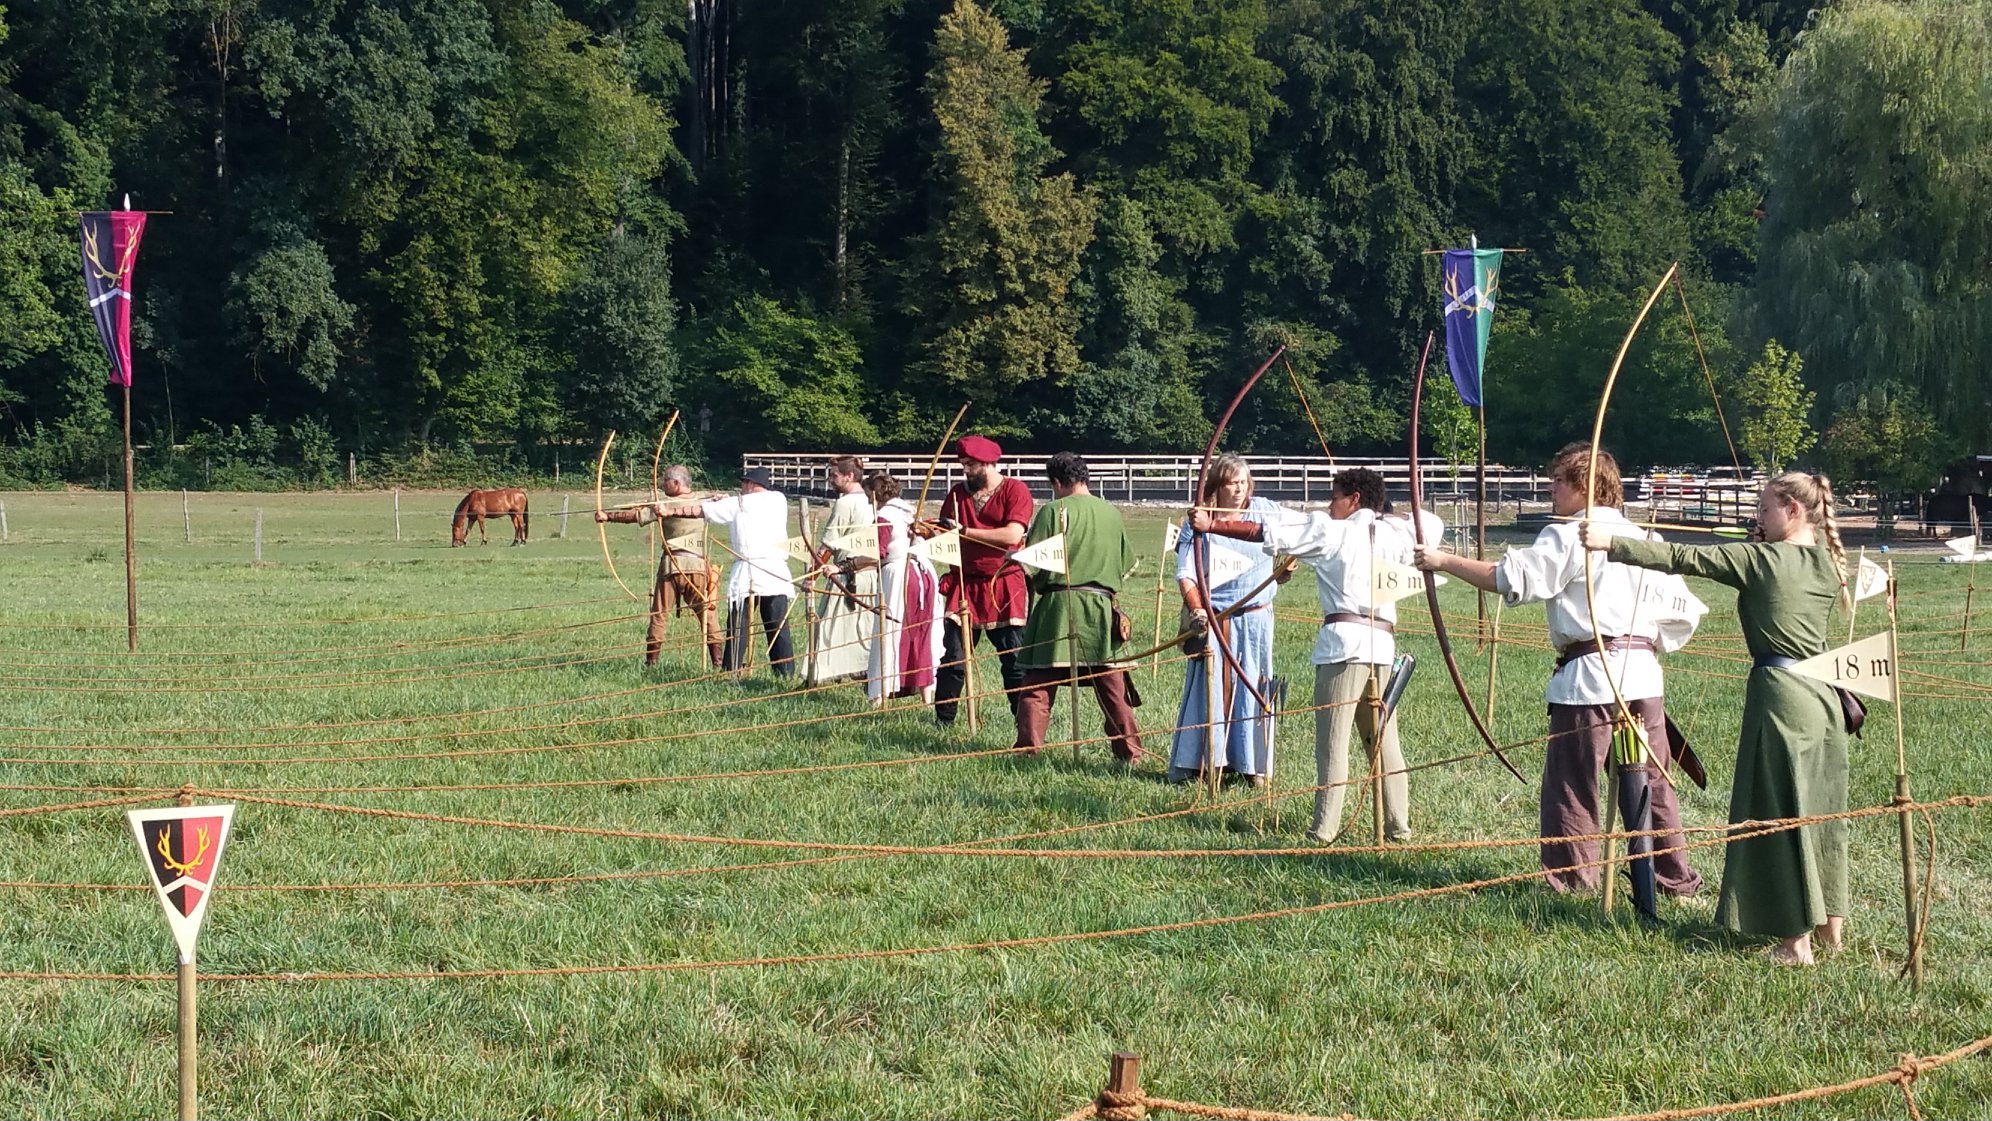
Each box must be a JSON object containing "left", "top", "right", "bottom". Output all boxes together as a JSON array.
[
  {"left": 1011, "top": 533, "right": 1066, "bottom": 574},
  {"left": 823, "top": 526, "right": 879, "bottom": 560},
  {"left": 1204, "top": 545, "right": 1252, "bottom": 588},
  {"left": 1637, "top": 577, "right": 1708, "bottom": 624},
  {"left": 665, "top": 529, "right": 704, "bottom": 553},
  {"left": 924, "top": 529, "right": 962, "bottom": 568},
  {"left": 1162, "top": 520, "right": 1180, "bottom": 553},
  {"left": 1786, "top": 631, "right": 1896, "bottom": 703},
  {"left": 783, "top": 535, "right": 815, "bottom": 564},
  {"left": 1852, "top": 556, "right": 1887, "bottom": 602},
  {"left": 1944, "top": 534, "right": 1978, "bottom": 559},
  {"left": 1371, "top": 559, "right": 1445, "bottom": 607}
]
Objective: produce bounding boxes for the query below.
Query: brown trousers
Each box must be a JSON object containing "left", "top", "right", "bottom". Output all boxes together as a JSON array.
[
  {"left": 647, "top": 559, "right": 722, "bottom": 667},
  {"left": 1542, "top": 697, "right": 1703, "bottom": 896},
  {"left": 1013, "top": 666, "right": 1144, "bottom": 761}
]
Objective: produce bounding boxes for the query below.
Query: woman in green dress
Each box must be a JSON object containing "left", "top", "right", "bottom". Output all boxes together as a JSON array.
[{"left": 1581, "top": 472, "right": 1851, "bottom": 965}]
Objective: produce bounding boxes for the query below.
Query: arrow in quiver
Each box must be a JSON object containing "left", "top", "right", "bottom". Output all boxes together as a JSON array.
[{"left": 1611, "top": 721, "right": 1658, "bottom": 922}]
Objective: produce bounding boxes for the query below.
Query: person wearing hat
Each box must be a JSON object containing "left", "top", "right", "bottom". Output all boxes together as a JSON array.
[
  {"left": 596, "top": 464, "right": 723, "bottom": 668},
  {"left": 919, "top": 434, "right": 1033, "bottom": 725},
  {"left": 656, "top": 465, "right": 796, "bottom": 676}
]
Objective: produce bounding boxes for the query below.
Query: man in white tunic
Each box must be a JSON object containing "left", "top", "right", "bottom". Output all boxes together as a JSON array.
[
  {"left": 1193, "top": 467, "right": 1439, "bottom": 842},
  {"left": 806, "top": 455, "right": 879, "bottom": 685},
  {"left": 658, "top": 466, "right": 796, "bottom": 677},
  {"left": 1414, "top": 444, "right": 1704, "bottom": 895}
]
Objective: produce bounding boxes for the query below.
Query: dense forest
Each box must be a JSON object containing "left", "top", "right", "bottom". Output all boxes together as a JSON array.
[{"left": 0, "top": 0, "right": 1985, "bottom": 489}]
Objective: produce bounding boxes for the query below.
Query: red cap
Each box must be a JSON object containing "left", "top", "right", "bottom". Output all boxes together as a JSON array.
[{"left": 956, "top": 435, "right": 1002, "bottom": 463}]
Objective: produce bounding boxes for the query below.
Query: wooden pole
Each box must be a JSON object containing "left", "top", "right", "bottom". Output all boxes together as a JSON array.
[
  {"left": 1484, "top": 594, "right": 1504, "bottom": 726},
  {"left": 1364, "top": 669, "right": 1385, "bottom": 847},
  {"left": 122, "top": 382, "right": 138, "bottom": 653},
  {"left": 253, "top": 508, "right": 263, "bottom": 564},
  {"left": 1201, "top": 646, "right": 1220, "bottom": 804},
  {"left": 1, "top": 499, "right": 9, "bottom": 543},
  {"left": 961, "top": 601, "right": 979, "bottom": 735},
  {"left": 392, "top": 488, "right": 401, "bottom": 542},
  {"left": 173, "top": 786, "right": 196, "bottom": 1120},
  {"left": 1887, "top": 560, "right": 1924, "bottom": 988},
  {"left": 1105, "top": 1052, "right": 1141, "bottom": 1112},
  {"left": 1963, "top": 506, "right": 1980, "bottom": 653},
  {"left": 1149, "top": 537, "right": 1168, "bottom": 683},
  {"left": 181, "top": 489, "right": 191, "bottom": 543},
  {"left": 800, "top": 498, "right": 819, "bottom": 683},
  {"left": 1849, "top": 545, "right": 1865, "bottom": 644},
  {"left": 1601, "top": 748, "right": 1620, "bottom": 916},
  {"left": 558, "top": 494, "right": 570, "bottom": 539},
  {"left": 1475, "top": 403, "right": 1487, "bottom": 649},
  {"left": 1063, "top": 507, "right": 1081, "bottom": 765}
]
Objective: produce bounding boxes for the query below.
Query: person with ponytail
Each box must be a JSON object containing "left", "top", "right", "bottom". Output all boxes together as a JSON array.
[{"left": 1581, "top": 472, "right": 1852, "bottom": 964}]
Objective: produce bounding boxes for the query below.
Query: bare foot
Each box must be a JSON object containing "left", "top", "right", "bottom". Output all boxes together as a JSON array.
[
  {"left": 1814, "top": 917, "right": 1844, "bottom": 956},
  {"left": 1767, "top": 934, "right": 1815, "bottom": 966}
]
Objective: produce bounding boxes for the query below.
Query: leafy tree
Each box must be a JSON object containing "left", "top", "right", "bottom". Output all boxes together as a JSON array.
[
  {"left": 1818, "top": 379, "right": 1951, "bottom": 536},
  {"left": 557, "top": 228, "right": 680, "bottom": 438},
  {"left": 1421, "top": 380, "right": 1474, "bottom": 490},
  {"left": 1727, "top": 338, "right": 1813, "bottom": 472},
  {"left": 905, "top": 0, "right": 1096, "bottom": 429},
  {"left": 688, "top": 295, "right": 880, "bottom": 456},
  {"left": 1743, "top": 0, "right": 1992, "bottom": 449}
]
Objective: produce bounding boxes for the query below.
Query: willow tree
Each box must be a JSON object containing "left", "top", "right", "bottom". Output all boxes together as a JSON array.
[{"left": 1746, "top": 0, "right": 1992, "bottom": 448}]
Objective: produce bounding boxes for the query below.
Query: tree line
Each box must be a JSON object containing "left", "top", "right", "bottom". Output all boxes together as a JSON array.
[{"left": 0, "top": 0, "right": 1983, "bottom": 497}]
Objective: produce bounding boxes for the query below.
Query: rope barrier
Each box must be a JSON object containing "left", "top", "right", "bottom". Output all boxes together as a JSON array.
[
  {"left": 1057, "top": 1033, "right": 1992, "bottom": 1121},
  {"left": 0, "top": 593, "right": 634, "bottom": 630}
]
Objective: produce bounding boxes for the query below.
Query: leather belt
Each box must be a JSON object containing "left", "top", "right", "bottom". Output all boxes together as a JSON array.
[
  {"left": 1553, "top": 635, "right": 1656, "bottom": 673},
  {"left": 1323, "top": 611, "right": 1394, "bottom": 635},
  {"left": 1753, "top": 654, "right": 1797, "bottom": 670}
]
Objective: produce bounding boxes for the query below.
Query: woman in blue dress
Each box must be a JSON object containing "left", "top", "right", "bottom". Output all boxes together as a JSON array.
[{"left": 1169, "top": 454, "right": 1280, "bottom": 785}]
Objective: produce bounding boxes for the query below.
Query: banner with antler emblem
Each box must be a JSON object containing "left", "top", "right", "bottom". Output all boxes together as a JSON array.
[
  {"left": 1439, "top": 248, "right": 1502, "bottom": 407},
  {"left": 79, "top": 210, "right": 149, "bottom": 387},
  {"left": 128, "top": 804, "right": 236, "bottom": 961}
]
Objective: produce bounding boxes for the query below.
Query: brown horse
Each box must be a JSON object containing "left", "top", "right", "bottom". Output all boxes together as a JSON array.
[{"left": 451, "top": 488, "right": 529, "bottom": 546}]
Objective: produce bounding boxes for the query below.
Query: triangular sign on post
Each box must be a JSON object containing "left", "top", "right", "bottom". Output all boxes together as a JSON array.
[
  {"left": 1371, "top": 559, "right": 1445, "bottom": 607},
  {"left": 1011, "top": 534, "right": 1066, "bottom": 574},
  {"left": 1944, "top": 534, "right": 1978, "bottom": 559},
  {"left": 1205, "top": 546, "right": 1252, "bottom": 588},
  {"left": 1786, "top": 631, "right": 1896, "bottom": 703},
  {"left": 1162, "top": 520, "right": 1180, "bottom": 553},
  {"left": 823, "top": 526, "right": 879, "bottom": 560},
  {"left": 665, "top": 530, "right": 704, "bottom": 553},
  {"left": 1852, "top": 556, "right": 1887, "bottom": 602},
  {"left": 783, "top": 535, "right": 815, "bottom": 564},
  {"left": 1637, "top": 578, "right": 1708, "bottom": 624},
  {"left": 923, "top": 529, "right": 962, "bottom": 568},
  {"left": 128, "top": 804, "right": 236, "bottom": 962}
]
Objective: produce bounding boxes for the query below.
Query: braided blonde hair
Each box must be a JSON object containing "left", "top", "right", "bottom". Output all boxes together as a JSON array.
[{"left": 1765, "top": 471, "right": 1851, "bottom": 611}]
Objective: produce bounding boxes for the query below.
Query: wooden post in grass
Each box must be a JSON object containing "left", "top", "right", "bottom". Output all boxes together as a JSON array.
[
  {"left": 961, "top": 601, "right": 979, "bottom": 735},
  {"left": 1484, "top": 595, "right": 1503, "bottom": 726},
  {"left": 558, "top": 494, "right": 570, "bottom": 539},
  {"left": 252, "top": 508, "right": 262, "bottom": 564},
  {"left": 1101, "top": 1052, "right": 1141, "bottom": 1117},
  {"left": 1963, "top": 505, "right": 1980, "bottom": 652},
  {"left": 181, "top": 490, "right": 190, "bottom": 543},
  {"left": 392, "top": 488, "right": 401, "bottom": 542},
  {"left": 173, "top": 788, "right": 196, "bottom": 1121},
  {"left": 1887, "top": 560, "right": 1924, "bottom": 989},
  {"left": 0, "top": 500, "right": 8, "bottom": 543}
]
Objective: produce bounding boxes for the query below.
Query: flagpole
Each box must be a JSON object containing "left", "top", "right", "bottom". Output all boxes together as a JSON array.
[
  {"left": 123, "top": 380, "right": 138, "bottom": 652},
  {"left": 1475, "top": 402, "right": 1487, "bottom": 648}
]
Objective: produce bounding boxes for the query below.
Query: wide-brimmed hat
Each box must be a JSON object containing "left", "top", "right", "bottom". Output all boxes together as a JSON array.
[{"left": 956, "top": 435, "right": 1002, "bottom": 463}]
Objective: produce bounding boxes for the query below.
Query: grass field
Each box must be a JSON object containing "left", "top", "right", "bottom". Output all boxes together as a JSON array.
[{"left": 1, "top": 489, "right": 1988, "bottom": 1119}]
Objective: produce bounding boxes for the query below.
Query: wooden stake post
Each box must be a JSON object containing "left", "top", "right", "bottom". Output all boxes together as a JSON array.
[
  {"left": 129, "top": 796, "right": 236, "bottom": 1121},
  {"left": 122, "top": 382, "right": 138, "bottom": 651},
  {"left": 1887, "top": 560, "right": 1924, "bottom": 988}
]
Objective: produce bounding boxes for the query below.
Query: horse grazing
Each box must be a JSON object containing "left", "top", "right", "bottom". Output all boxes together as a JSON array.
[{"left": 451, "top": 488, "right": 530, "bottom": 546}]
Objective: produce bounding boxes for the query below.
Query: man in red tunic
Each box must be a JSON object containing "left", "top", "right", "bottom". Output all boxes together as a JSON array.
[{"left": 927, "top": 435, "right": 1033, "bottom": 726}]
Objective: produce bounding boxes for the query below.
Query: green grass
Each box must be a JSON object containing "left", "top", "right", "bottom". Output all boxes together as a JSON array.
[{"left": 1, "top": 489, "right": 1988, "bottom": 1119}]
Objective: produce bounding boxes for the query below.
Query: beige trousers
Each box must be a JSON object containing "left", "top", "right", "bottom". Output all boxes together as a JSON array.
[{"left": 1312, "top": 661, "right": 1410, "bottom": 842}]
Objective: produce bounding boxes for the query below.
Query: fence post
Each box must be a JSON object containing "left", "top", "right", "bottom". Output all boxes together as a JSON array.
[
  {"left": 393, "top": 488, "right": 401, "bottom": 542},
  {"left": 0, "top": 499, "right": 8, "bottom": 543},
  {"left": 347, "top": 451, "right": 357, "bottom": 486},
  {"left": 559, "top": 494, "right": 571, "bottom": 539},
  {"left": 182, "top": 490, "right": 191, "bottom": 543},
  {"left": 253, "top": 508, "right": 263, "bottom": 564}
]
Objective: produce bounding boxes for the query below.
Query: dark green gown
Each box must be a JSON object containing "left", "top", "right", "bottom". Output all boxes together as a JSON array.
[{"left": 1608, "top": 538, "right": 1849, "bottom": 938}]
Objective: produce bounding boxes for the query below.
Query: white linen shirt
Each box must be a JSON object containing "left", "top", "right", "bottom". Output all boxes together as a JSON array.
[
  {"left": 1260, "top": 507, "right": 1444, "bottom": 666},
  {"left": 1492, "top": 505, "right": 1704, "bottom": 705},
  {"left": 703, "top": 489, "right": 795, "bottom": 601}
]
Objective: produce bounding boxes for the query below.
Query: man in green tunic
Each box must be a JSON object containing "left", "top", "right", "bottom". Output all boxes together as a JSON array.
[
  {"left": 1013, "top": 452, "right": 1144, "bottom": 764},
  {"left": 1584, "top": 471, "right": 1852, "bottom": 965}
]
